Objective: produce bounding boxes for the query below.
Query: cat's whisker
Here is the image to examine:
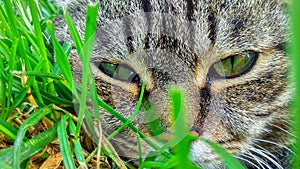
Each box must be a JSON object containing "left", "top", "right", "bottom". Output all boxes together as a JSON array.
[
  {"left": 235, "top": 155, "right": 260, "bottom": 169},
  {"left": 243, "top": 150, "right": 269, "bottom": 169},
  {"left": 249, "top": 146, "right": 283, "bottom": 169},
  {"left": 251, "top": 138, "right": 295, "bottom": 155},
  {"left": 271, "top": 124, "right": 295, "bottom": 137},
  {"left": 251, "top": 142, "right": 282, "bottom": 162}
]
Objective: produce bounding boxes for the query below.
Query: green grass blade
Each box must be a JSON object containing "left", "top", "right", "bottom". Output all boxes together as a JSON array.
[
  {"left": 0, "top": 118, "right": 18, "bottom": 141},
  {"left": 96, "top": 97, "right": 167, "bottom": 154},
  {"left": 38, "top": 89, "right": 73, "bottom": 106},
  {"left": 28, "top": 0, "right": 47, "bottom": 68},
  {"left": 63, "top": 10, "right": 83, "bottom": 54},
  {"left": 0, "top": 163, "right": 11, "bottom": 169},
  {"left": 139, "top": 161, "right": 166, "bottom": 169},
  {"left": 52, "top": 42, "right": 73, "bottom": 75},
  {"left": 84, "top": 3, "right": 99, "bottom": 44},
  {"left": 107, "top": 81, "right": 145, "bottom": 140},
  {"left": 47, "top": 20, "right": 73, "bottom": 84},
  {"left": 137, "top": 133, "right": 143, "bottom": 165},
  {"left": 291, "top": 0, "right": 300, "bottom": 168},
  {"left": 73, "top": 139, "right": 88, "bottom": 168},
  {"left": 54, "top": 80, "right": 73, "bottom": 101},
  {"left": 0, "top": 124, "right": 57, "bottom": 166},
  {"left": 5, "top": 38, "right": 19, "bottom": 119},
  {"left": 57, "top": 115, "right": 76, "bottom": 169},
  {"left": 74, "top": 3, "right": 99, "bottom": 139},
  {"left": 170, "top": 88, "right": 200, "bottom": 169},
  {"left": 0, "top": 51, "right": 7, "bottom": 118},
  {"left": 12, "top": 71, "right": 63, "bottom": 80},
  {"left": 28, "top": 0, "right": 55, "bottom": 95},
  {"left": 13, "top": 105, "right": 53, "bottom": 169},
  {"left": 7, "top": 59, "right": 47, "bottom": 114},
  {"left": 67, "top": 117, "right": 87, "bottom": 168},
  {"left": 0, "top": 3, "right": 11, "bottom": 38},
  {"left": 3, "top": 0, "right": 18, "bottom": 38}
]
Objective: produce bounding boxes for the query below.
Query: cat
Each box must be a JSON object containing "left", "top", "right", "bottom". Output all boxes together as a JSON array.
[{"left": 54, "top": 0, "right": 293, "bottom": 168}]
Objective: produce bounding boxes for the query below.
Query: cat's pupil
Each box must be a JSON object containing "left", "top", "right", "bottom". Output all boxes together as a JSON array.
[{"left": 212, "top": 51, "right": 257, "bottom": 78}]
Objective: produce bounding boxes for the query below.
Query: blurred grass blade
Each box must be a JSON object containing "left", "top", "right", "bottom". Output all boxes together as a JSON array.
[
  {"left": 0, "top": 163, "right": 11, "bottom": 169},
  {"left": 139, "top": 161, "right": 165, "bottom": 169},
  {"left": 84, "top": 3, "right": 99, "bottom": 44},
  {"left": 199, "top": 138, "right": 246, "bottom": 169},
  {"left": 291, "top": 0, "right": 300, "bottom": 168},
  {"left": 63, "top": 10, "right": 83, "bottom": 54},
  {"left": 74, "top": 3, "right": 99, "bottom": 138},
  {"left": 170, "top": 88, "right": 200, "bottom": 169},
  {"left": 13, "top": 105, "right": 53, "bottom": 169},
  {"left": 57, "top": 115, "right": 76, "bottom": 169}
]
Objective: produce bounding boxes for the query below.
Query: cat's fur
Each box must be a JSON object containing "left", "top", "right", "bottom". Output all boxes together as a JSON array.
[{"left": 54, "top": 0, "right": 293, "bottom": 168}]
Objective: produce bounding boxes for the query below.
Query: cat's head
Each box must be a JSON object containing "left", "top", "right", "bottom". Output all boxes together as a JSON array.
[{"left": 54, "top": 0, "right": 293, "bottom": 168}]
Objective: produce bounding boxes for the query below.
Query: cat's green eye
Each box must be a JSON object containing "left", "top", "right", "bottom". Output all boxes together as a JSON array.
[
  {"left": 212, "top": 52, "right": 257, "bottom": 78},
  {"left": 98, "top": 62, "right": 140, "bottom": 82}
]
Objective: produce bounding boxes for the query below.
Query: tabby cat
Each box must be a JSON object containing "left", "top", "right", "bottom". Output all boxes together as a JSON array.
[{"left": 54, "top": 0, "right": 293, "bottom": 168}]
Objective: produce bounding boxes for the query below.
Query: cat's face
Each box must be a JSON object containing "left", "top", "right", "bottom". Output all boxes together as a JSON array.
[{"left": 56, "top": 0, "right": 292, "bottom": 168}]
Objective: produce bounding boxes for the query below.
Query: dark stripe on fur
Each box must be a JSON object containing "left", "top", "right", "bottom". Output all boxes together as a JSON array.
[{"left": 207, "top": 9, "right": 217, "bottom": 45}]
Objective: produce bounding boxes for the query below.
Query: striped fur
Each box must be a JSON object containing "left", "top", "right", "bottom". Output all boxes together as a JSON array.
[{"left": 54, "top": 0, "right": 293, "bottom": 168}]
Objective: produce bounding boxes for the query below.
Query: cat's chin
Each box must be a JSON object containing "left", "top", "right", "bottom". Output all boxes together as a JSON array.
[{"left": 189, "top": 140, "right": 224, "bottom": 169}]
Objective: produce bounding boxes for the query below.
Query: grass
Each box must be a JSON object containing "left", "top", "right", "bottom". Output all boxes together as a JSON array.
[
  {"left": 0, "top": 0, "right": 298, "bottom": 169},
  {"left": 290, "top": 0, "right": 300, "bottom": 168}
]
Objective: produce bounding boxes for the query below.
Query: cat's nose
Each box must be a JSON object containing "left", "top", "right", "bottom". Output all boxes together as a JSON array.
[{"left": 190, "top": 125, "right": 203, "bottom": 136}]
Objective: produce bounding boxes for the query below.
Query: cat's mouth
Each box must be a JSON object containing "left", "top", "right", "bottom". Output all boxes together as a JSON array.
[{"left": 153, "top": 130, "right": 246, "bottom": 168}]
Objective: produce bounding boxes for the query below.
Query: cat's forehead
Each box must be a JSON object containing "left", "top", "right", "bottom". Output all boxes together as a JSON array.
[{"left": 90, "top": 0, "right": 288, "bottom": 62}]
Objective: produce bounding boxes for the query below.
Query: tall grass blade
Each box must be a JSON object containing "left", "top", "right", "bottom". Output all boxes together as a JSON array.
[
  {"left": 47, "top": 20, "right": 73, "bottom": 84},
  {"left": 73, "top": 140, "right": 88, "bottom": 169},
  {"left": 170, "top": 88, "right": 200, "bottom": 169},
  {"left": 0, "top": 124, "right": 57, "bottom": 166},
  {"left": 3, "top": 0, "right": 18, "bottom": 38},
  {"left": 13, "top": 105, "right": 53, "bottom": 169},
  {"left": 57, "top": 115, "right": 76, "bottom": 169},
  {"left": 0, "top": 118, "right": 18, "bottom": 141},
  {"left": 291, "top": 0, "right": 300, "bottom": 168},
  {"left": 63, "top": 10, "right": 83, "bottom": 54}
]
